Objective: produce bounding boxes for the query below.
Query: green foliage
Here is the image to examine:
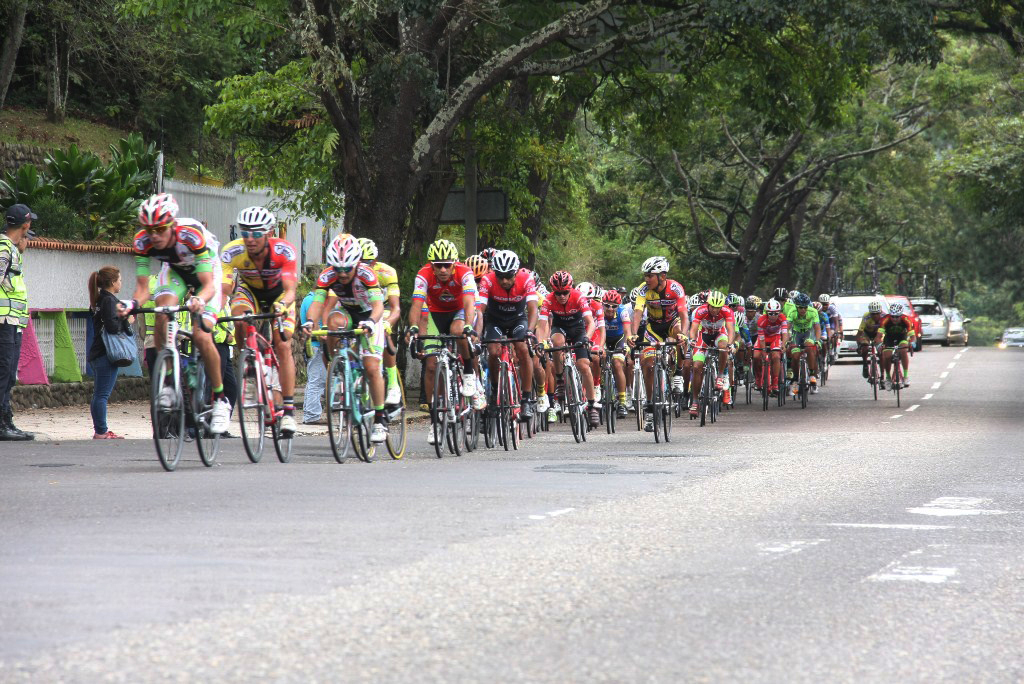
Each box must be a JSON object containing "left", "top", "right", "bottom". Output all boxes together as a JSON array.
[
  {"left": 29, "top": 195, "right": 91, "bottom": 240},
  {"left": 0, "top": 164, "right": 52, "bottom": 207}
]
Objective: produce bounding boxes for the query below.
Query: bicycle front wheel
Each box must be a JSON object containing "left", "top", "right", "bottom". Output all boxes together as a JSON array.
[
  {"left": 236, "top": 350, "right": 266, "bottom": 463},
  {"left": 191, "top": 360, "right": 220, "bottom": 467},
  {"left": 151, "top": 350, "right": 185, "bottom": 471},
  {"left": 432, "top": 363, "right": 449, "bottom": 459},
  {"left": 385, "top": 372, "right": 407, "bottom": 459},
  {"left": 326, "top": 352, "right": 353, "bottom": 463},
  {"left": 272, "top": 417, "right": 293, "bottom": 463},
  {"left": 351, "top": 374, "right": 374, "bottom": 463}
]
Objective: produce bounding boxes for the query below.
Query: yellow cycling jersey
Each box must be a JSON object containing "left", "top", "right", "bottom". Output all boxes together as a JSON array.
[
  {"left": 220, "top": 237, "right": 298, "bottom": 291},
  {"left": 372, "top": 260, "right": 400, "bottom": 300}
]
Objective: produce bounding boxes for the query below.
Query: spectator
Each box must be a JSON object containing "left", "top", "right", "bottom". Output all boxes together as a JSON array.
[
  {"left": 0, "top": 203, "right": 36, "bottom": 442},
  {"left": 87, "top": 266, "right": 131, "bottom": 439},
  {"left": 299, "top": 290, "right": 326, "bottom": 424}
]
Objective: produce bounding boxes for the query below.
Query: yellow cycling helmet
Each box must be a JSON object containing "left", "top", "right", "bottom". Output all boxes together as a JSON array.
[
  {"left": 357, "top": 237, "right": 378, "bottom": 261},
  {"left": 427, "top": 239, "right": 459, "bottom": 262},
  {"left": 707, "top": 290, "right": 727, "bottom": 308}
]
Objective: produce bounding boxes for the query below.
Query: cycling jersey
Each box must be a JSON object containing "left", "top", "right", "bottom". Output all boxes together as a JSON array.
[
  {"left": 372, "top": 261, "right": 400, "bottom": 301},
  {"left": 604, "top": 304, "right": 630, "bottom": 338},
  {"left": 540, "top": 289, "right": 593, "bottom": 334},
  {"left": 788, "top": 309, "right": 820, "bottom": 334},
  {"left": 220, "top": 237, "right": 298, "bottom": 293},
  {"left": 733, "top": 308, "right": 750, "bottom": 343},
  {"left": 756, "top": 313, "right": 789, "bottom": 341},
  {"left": 692, "top": 304, "right": 735, "bottom": 334},
  {"left": 478, "top": 270, "right": 537, "bottom": 322},
  {"left": 857, "top": 313, "right": 885, "bottom": 338},
  {"left": 635, "top": 279, "right": 687, "bottom": 325},
  {"left": 880, "top": 314, "right": 915, "bottom": 341},
  {"left": 817, "top": 310, "right": 831, "bottom": 337},
  {"left": 412, "top": 263, "right": 476, "bottom": 313},
  {"left": 745, "top": 311, "right": 760, "bottom": 339},
  {"left": 133, "top": 219, "right": 217, "bottom": 286},
  {"left": 313, "top": 263, "right": 383, "bottom": 314},
  {"left": 825, "top": 303, "right": 842, "bottom": 329}
]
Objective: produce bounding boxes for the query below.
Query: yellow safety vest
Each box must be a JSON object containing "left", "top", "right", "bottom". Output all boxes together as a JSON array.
[{"left": 0, "top": 234, "right": 28, "bottom": 327}]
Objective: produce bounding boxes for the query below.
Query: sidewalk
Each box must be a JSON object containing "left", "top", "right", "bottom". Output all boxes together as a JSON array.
[{"left": 13, "top": 399, "right": 430, "bottom": 442}]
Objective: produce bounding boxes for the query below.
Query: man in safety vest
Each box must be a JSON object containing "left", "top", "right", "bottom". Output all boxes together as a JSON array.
[{"left": 0, "top": 204, "right": 37, "bottom": 441}]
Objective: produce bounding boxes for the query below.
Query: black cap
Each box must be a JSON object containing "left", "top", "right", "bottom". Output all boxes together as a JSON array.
[{"left": 5, "top": 203, "right": 37, "bottom": 226}]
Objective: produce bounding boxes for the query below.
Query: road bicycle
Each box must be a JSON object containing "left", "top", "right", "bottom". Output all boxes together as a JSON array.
[
  {"left": 599, "top": 347, "right": 621, "bottom": 434},
  {"left": 488, "top": 337, "right": 527, "bottom": 451},
  {"left": 546, "top": 342, "right": 588, "bottom": 443},
  {"left": 629, "top": 345, "right": 647, "bottom": 432},
  {"left": 140, "top": 305, "right": 220, "bottom": 471},
  {"left": 647, "top": 340, "right": 679, "bottom": 443},
  {"left": 865, "top": 341, "right": 881, "bottom": 401},
  {"left": 414, "top": 333, "right": 472, "bottom": 458},
  {"left": 884, "top": 343, "right": 908, "bottom": 408},
  {"left": 693, "top": 343, "right": 723, "bottom": 427},
  {"left": 788, "top": 342, "right": 811, "bottom": 409},
  {"left": 530, "top": 337, "right": 550, "bottom": 433},
  {"left": 220, "top": 311, "right": 293, "bottom": 464}
]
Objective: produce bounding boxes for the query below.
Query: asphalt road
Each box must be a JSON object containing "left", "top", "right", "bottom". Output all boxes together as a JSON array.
[{"left": 1, "top": 346, "right": 1022, "bottom": 682}]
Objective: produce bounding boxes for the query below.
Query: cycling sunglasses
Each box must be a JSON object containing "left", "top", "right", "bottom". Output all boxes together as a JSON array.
[
  {"left": 554, "top": 290, "right": 571, "bottom": 296},
  {"left": 767, "top": 311, "right": 780, "bottom": 316},
  {"left": 495, "top": 271, "right": 516, "bottom": 280},
  {"left": 431, "top": 261, "right": 454, "bottom": 269},
  {"left": 239, "top": 229, "right": 270, "bottom": 238},
  {"left": 144, "top": 223, "right": 174, "bottom": 234},
  {"left": 334, "top": 265, "right": 356, "bottom": 274}
]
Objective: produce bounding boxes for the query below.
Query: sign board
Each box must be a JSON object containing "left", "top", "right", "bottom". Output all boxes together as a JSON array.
[{"left": 439, "top": 188, "right": 509, "bottom": 224}]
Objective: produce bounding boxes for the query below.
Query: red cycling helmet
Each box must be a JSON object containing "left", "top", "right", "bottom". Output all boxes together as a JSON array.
[
  {"left": 602, "top": 289, "right": 622, "bottom": 306},
  {"left": 549, "top": 271, "right": 574, "bottom": 291}
]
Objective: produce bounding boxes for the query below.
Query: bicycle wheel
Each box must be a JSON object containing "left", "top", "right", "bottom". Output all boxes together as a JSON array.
[
  {"left": 191, "top": 360, "right": 220, "bottom": 467},
  {"left": 151, "top": 350, "right": 185, "bottom": 471},
  {"left": 498, "top": 366, "right": 511, "bottom": 452},
  {"left": 652, "top": 367, "right": 663, "bottom": 444},
  {"left": 661, "top": 375, "right": 672, "bottom": 443},
  {"left": 352, "top": 373, "right": 374, "bottom": 462},
  {"left": 448, "top": 372, "right": 464, "bottom": 457},
  {"left": 385, "top": 372, "right": 407, "bottom": 459},
  {"left": 634, "top": 370, "right": 645, "bottom": 432},
  {"left": 567, "top": 369, "right": 583, "bottom": 444},
  {"left": 745, "top": 366, "right": 754, "bottom": 405},
  {"left": 326, "top": 352, "right": 352, "bottom": 463},
  {"left": 484, "top": 404, "right": 496, "bottom": 448},
  {"left": 272, "top": 415, "right": 293, "bottom": 463},
  {"left": 464, "top": 403, "right": 478, "bottom": 453},
  {"left": 432, "top": 363, "right": 449, "bottom": 459},
  {"left": 236, "top": 349, "right": 266, "bottom": 463}
]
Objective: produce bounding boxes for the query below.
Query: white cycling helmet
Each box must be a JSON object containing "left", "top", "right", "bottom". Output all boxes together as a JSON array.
[
  {"left": 765, "top": 299, "right": 782, "bottom": 313},
  {"left": 630, "top": 285, "right": 645, "bottom": 304},
  {"left": 236, "top": 206, "right": 275, "bottom": 234},
  {"left": 788, "top": 289, "right": 800, "bottom": 300},
  {"left": 491, "top": 249, "right": 520, "bottom": 275},
  {"left": 326, "top": 233, "right": 363, "bottom": 269},
  {"left": 576, "top": 281, "right": 596, "bottom": 299},
  {"left": 688, "top": 294, "right": 700, "bottom": 309},
  {"left": 641, "top": 256, "right": 669, "bottom": 274},
  {"left": 889, "top": 302, "right": 904, "bottom": 316},
  {"left": 868, "top": 300, "right": 883, "bottom": 313},
  {"left": 818, "top": 293, "right": 831, "bottom": 304},
  {"left": 138, "top": 193, "right": 179, "bottom": 227}
]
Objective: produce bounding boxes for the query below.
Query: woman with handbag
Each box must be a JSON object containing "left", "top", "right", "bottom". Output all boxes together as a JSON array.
[{"left": 88, "top": 266, "right": 134, "bottom": 439}]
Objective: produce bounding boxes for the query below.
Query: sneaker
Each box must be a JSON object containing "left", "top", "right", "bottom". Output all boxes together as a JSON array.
[
  {"left": 688, "top": 402, "right": 699, "bottom": 416},
  {"left": 588, "top": 405, "right": 600, "bottom": 428},
  {"left": 723, "top": 389, "right": 731, "bottom": 404},
  {"left": 210, "top": 398, "right": 231, "bottom": 434},
  {"left": 594, "top": 386, "right": 602, "bottom": 403},
  {"left": 279, "top": 414, "right": 297, "bottom": 436},
  {"left": 546, "top": 407, "right": 558, "bottom": 423},
  {"left": 521, "top": 400, "right": 535, "bottom": 421},
  {"left": 537, "top": 395, "right": 549, "bottom": 413},
  {"left": 370, "top": 422, "right": 388, "bottom": 443},
  {"left": 158, "top": 386, "right": 176, "bottom": 409},
  {"left": 461, "top": 374, "right": 478, "bottom": 397},
  {"left": 862, "top": 364, "right": 869, "bottom": 379},
  {"left": 427, "top": 425, "right": 439, "bottom": 444},
  {"left": 715, "top": 375, "right": 725, "bottom": 390},
  {"left": 552, "top": 401, "right": 562, "bottom": 417},
  {"left": 672, "top": 375, "right": 685, "bottom": 393},
  {"left": 385, "top": 382, "right": 403, "bottom": 405},
  {"left": 617, "top": 404, "right": 628, "bottom": 419},
  {"left": 93, "top": 431, "right": 125, "bottom": 439},
  {"left": 644, "top": 414, "right": 654, "bottom": 431},
  {"left": 471, "top": 392, "right": 487, "bottom": 411}
]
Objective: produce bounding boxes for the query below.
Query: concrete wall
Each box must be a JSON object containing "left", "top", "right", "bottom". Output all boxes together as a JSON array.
[{"left": 23, "top": 249, "right": 137, "bottom": 310}]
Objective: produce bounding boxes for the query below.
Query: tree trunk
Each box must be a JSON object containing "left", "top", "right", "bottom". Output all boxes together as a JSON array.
[
  {"left": 45, "top": 28, "right": 68, "bottom": 124},
  {"left": 0, "top": 0, "right": 28, "bottom": 111}
]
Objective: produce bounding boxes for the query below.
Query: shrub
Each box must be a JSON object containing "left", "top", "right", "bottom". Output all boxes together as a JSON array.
[{"left": 30, "top": 196, "right": 91, "bottom": 240}]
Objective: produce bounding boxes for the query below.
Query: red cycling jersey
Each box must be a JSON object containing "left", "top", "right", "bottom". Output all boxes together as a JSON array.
[
  {"left": 756, "top": 313, "right": 789, "bottom": 347},
  {"left": 692, "top": 304, "right": 735, "bottom": 333},
  {"left": 220, "top": 237, "right": 298, "bottom": 292},
  {"left": 478, "top": 270, "right": 537, "bottom": 320},
  {"left": 540, "top": 289, "right": 593, "bottom": 332},
  {"left": 412, "top": 263, "right": 477, "bottom": 313}
]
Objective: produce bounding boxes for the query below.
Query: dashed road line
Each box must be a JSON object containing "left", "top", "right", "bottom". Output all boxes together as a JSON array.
[
  {"left": 890, "top": 414, "right": 903, "bottom": 420},
  {"left": 947, "top": 362, "right": 957, "bottom": 369},
  {"left": 931, "top": 382, "right": 941, "bottom": 390},
  {"left": 866, "top": 545, "right": 958, "bottom": 584},
  {"left": 907, "top": 497, "right": 1008, "bottom": 517},
  {"left": 528, "top": 507, "right": 576, "bottom": 521},
  {"left": 922, "top": 393, "right": 933, "bottom": 400},
  {"left": 940, "top": 371, "right": 949, "bottom": 379},
  {"left": 828, "top": 523, "right": 956, "bottom": 530},
  {"left": 906, "top": 404, "right": 919, "bottom": 412}
]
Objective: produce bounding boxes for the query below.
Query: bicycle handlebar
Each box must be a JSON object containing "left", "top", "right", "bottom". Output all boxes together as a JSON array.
[{"left": 217, "top": 312, "right": 281, "bottom": 323}]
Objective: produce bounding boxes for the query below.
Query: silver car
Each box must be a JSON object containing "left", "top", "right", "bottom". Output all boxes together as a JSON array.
[
  {"left": 998, "top": 328, "right": 1024, "bottom": 349},
  {"left": 910, "top": 298, "right": 949, "bottom": 346},
  {"left": 833, "top": 295, "right": 889, "bottom": 357},
  {"left": 946, "top": 307, "right": 970, "bottom": 346}
]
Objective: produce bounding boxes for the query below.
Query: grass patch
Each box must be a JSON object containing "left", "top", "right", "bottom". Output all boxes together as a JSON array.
[{"left": 0, "top": 106, "right": 131, "bottom": 159}]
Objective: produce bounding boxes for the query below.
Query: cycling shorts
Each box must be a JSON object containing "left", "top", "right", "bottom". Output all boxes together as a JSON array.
[
  {"left": 692, "top": 329, "right": 728, "bottom": 364},
  {"left": 551, "top": 325, "right": 591, "bottom": 362},
  {"left": 883, "top": 333, "right": 911, "bottom": 349},
  {"left": 482, "top": 315, "right": 529, "bottom": 342},
  {"left": 230, "top": 282, "right": 296, "bottom": 336},
  {"left": 605, "top": 333, "right": 626, "bottom": 358},
  {"left": 327, "top": 307, "right": 385, "bottom": 360},
  {"left": 756, "top": 335, "right": 783, "bottom": 352},
  {"left": 791, "top": 331, "right": 817, "bottom": 348},
  {"left": 423, "top": 309, "right": 467, "bottom": 352},
  {"left": 155, "top": 262, "right": 222, "bottom": 330}
]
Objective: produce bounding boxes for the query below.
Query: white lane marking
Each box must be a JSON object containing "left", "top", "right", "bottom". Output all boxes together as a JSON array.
[
  {"left": 757, "top": 539, "right": 827, "bottom": 557},
  {"left": 906, "top": 404, "right": 920, "bottom": 412},
  {"left": 907, "top": 496, "right": 1008, "bottom": 517},
  {"left": 947, "top": 362, "right": 956, "bottom": 369},
  {"left": 931, "top": 382, "right": 941, "bottom": 390},
  {"left": 922, "top": 394, "right": 933, "bottom": 400},
  {"left": 829, "top": 523, "right": 955, "bottom": 530},
  {"left": 547, "top": 508, "right": 575, "bottom": 517},
  {"left": 961, "top": 347, "right": 969, "bottom": 354},
  {"left": 954, "top": 354, "right": 962, "bottom": 360},
  {"left": 866, "top": 546, "right": 958, "bottom": 584},
  {"left": 940, "top": 371, "right": 949, "bottom": 378},
  {"left": 528, "top": 515, "right": 546, "bottom": 520},
  {"left": 890, "top": 415, "right": 903, "bottom": 420}
]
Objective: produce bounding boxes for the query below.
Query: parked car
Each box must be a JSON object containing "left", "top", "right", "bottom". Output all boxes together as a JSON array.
[
  {"left": 998, "top": 327, "right": 1024, "bottom": 349},
  {"left": 832, "top": 295, "right": 889, "bottom": 357},
  {"left": 885, "top": 295, "right": 924, "bottom": 351},
  {"left": 909, "top": 297, "right": 949, "bottom": 346},
  {"left": 945, "top": 307, "right": 970, "bottom": 346}
]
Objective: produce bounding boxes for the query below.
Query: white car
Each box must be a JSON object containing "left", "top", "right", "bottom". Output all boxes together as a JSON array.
[
  {"left": 832, "top": 295, "right": 889, "bottom": 357},
  {"left": 910, "top": 298, "right": 949, "bottom": 346},
  {"left": 998, "top": 328, "right": 1024, "bottom": 349}
]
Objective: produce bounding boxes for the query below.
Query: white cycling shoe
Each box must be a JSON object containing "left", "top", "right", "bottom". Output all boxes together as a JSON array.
[
  {"left": 537, "top": 395, "right": 549, "bottom": 413},
  {"left": 279, "top": 414, "right": 297, "bottom": 435},
  {"left": 210, "top": 398, "right": 232, "bottom": 434},
  {"left": 158, "top": 386, "right": 176, "bottom": 409},
  {"left": 370, "top": 422, "right": 388, "bottom": 443},
  {"left": 385, "top": 383, "right": 403, "bottom": 405},
  {"left": 462, "top": 374, "right": 478, "bottom": 397}
]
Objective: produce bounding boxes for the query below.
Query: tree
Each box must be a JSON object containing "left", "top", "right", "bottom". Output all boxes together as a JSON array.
[{"left": 0, "top": 0, "right": 29, "bottom": 110}]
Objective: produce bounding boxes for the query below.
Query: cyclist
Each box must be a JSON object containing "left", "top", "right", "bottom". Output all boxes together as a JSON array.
[
  {"left": 358, "top": 238, "right": 404, "bottom": 406},
  {"left": 856, "top": 301, "right": 886, "bottom": 379},
  {"left": 785, "top": 293, "right": 821, "bottom": 395},
  {"left": 755, "top": 299, "right": 789, "bottom": 396},
  {"left": 527, "top": 269, "right": 550, "bottom": 415},
  {"left": 125, "top": 193, "right": 230, "bottom": 434},
  {"left": 304, "top": 234, "right": 389, "bottom": 443},
  {"left": 770, "top": 287, "right": 788, "bottom": 307},
  {"left": 728, "top": 293, "right": 749, "bottom": 389},
  {"left": 819, "top": 293, "right": 843, "bottom": 355},
  {"left": 879, "top": 302, "right": 916, "bottom": 388},
  {"left": 476, "top": 250, "right": 539, "bottom": 420},
  {"left": 220, "top": 206, "right": 300, "bottom": 434},
  {"left": 679, "top": 292, "right": 702, "bottom": 402},
  {"left": 576, "top": 281, "right": 606, "bottom": 404},
  {"left": 408, "top": 240, "right": 478, "bottom": 443},
  {"left": 687, "top": 290, "right": 735, "bottom": 416},
  {"left": 631, "top": 256, "right": 688, "bottom": 429},
  {"left": 539, "top": 270, "right": 599, "bottom": 427},
  {"left": 601, "top": 288, "right": 632, "bottom": 418}
]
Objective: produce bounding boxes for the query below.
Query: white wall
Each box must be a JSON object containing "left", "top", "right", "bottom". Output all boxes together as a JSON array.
[{"left": 23, "top": 249, "right": 137, "bottom": 310}]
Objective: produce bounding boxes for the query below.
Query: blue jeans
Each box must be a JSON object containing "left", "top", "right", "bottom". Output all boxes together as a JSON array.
[
  {"left": 303, "top": 348, "right": 326, "bottom": 422},
  {"left": 89, "top": 355, "right": 121, "bottom": 435}
]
